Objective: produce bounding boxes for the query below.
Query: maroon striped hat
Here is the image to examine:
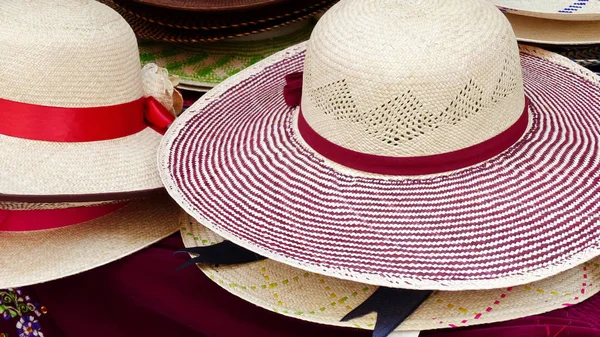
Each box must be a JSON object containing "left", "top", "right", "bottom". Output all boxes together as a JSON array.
[{"left": 159, "top": 0, "right": 600, "bottom": 290}]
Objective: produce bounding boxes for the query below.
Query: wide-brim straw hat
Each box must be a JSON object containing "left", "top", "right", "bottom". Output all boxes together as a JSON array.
[
  {"left": 0, "top": 0, "right": 178, "bottom": 202},
  {"left": 181, "top": 214, "right": 600, "bottom": 334},
  {"left": 503, "top": 13, "right": 600, "bottom": 45},
  {"left": 159, "top": 0, "right": 600, "bottom": 291},
  {"left": 139, "top": 21, "right": 314, "bottom": 92},
  {"left": 492, "top": 0, "right": 600, "bottom": 20},
  {"left": 103, "top": 0, "right": 335, "bottom": 43},
  {"left": 1, "top": 193, "right": 180, "bottom": 288}
]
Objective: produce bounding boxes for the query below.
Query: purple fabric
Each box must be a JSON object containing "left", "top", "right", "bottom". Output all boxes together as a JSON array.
[{"left": 11, "top": 234, "right": 599, "bottom": 337}]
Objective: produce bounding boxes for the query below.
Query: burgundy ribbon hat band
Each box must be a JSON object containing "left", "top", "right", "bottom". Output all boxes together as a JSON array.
[{"left": 284, "top": 72, "right": 529, "bottom": 176}]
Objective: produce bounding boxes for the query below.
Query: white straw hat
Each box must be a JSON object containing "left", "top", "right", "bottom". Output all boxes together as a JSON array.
[
  {"left": 0, "top": 193, "right": 180, "bottom": 288},
  {"left": 181, "top": 213, "right": 600, "bottom": 334},
  {"left": 503, "top": 13, "right": 600, "bottom": 45},
  {"left": 160, "top": 0, "right": 600, "bottom": 291},
  {"left": 492, "top": 0, "right": 600, "bottom": 20},
  {"left": 0, "top": 0, "right": 177, "bottom": 202}
]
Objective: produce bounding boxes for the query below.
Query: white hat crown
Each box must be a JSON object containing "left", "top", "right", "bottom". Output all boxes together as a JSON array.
[
  {"left": 0, "top": 0, "right": 144, "bottom": 108},
  {"left": 301, "top": 0, "right": 526, "bottom": 157}
]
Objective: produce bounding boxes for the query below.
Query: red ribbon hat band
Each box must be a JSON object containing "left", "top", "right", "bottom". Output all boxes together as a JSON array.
[
  {"left": 0, "top": 96, "right": 175, "bottom": 142},
  {"left": 0, "top": 202, "right": 128, "bottom": 232},
  {"left": 284, "top": 72, "right": 529, "bottom": 175}
]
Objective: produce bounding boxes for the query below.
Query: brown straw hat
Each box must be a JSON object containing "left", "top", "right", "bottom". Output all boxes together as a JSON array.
[
  {"left": 103, "top": 0, "right": 336, "bottom": 43},
  {"left": 131, "top": 0, "right": 315, "bottom": 12}
]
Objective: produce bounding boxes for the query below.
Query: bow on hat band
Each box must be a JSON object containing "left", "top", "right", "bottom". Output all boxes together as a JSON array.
[
  {"left": 0, "top": 96, "right": 175, "bottom": 142},
  {"left": 0, "top": 202, "right": 128, "bottom": 232},
  {"left": 283, "top": 72, "right": 530, "bottom": 176}
]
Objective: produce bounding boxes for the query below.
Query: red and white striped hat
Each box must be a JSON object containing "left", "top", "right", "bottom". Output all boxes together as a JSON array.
[{"left": 160, "top": 0, "right": 600, "bottom": 290}]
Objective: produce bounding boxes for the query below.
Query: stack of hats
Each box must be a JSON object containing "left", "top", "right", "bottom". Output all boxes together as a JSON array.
[
  {"left": 492, "top": 0, "right": 600, "bottom": 72},
  {"left": 158, "top": 0, "right": 600, "bottom": 336},
  {"left": 102, "top": 0, "right": 337, "bottom": 92},
  {"left": 0, "top": 0, "right": 181, "bottom": 289}
]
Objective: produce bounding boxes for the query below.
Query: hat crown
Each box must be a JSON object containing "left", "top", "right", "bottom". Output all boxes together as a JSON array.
[
  {"left": 301, "top": 0, "right": 526, "bottom": 158},
  {"left": 0, "top": 0, "right": 143, "bottom": 108}
]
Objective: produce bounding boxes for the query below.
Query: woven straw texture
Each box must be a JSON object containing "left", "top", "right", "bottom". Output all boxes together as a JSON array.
[
  {"left": 182, "top": 213, "right": 600, "bottom": 332},
  {"left": 0, "top": 0, "right": 173, "bottom": 200},
  {"left": 133, "top": 0, "right": 281, "bottom": 11},
  {"left": 139, "top": 21, "right": 313, "bottom": 90},
  {"left": 160, "top": 29, "right": 600, "bottom": 291},
  {"left": 557, "top": 45, "right": 600, "bottom": 66},
  {"left": 493, "top": 0, "right": 600, "bottom": 20},
  {"left": 505, "top": 13, "right": 600, "bottom": 45},
  {"left": 1, "top": 194, "right": 180, "bottom": 288},
  {"left": 0, "top": 200, "right": 123, "bottom": 211},
  {"left": 301, "top": 0, "right": 524, "bottom": 157},
  {"left": 104, "top": 0, "right": 332, "bottom": 43}
]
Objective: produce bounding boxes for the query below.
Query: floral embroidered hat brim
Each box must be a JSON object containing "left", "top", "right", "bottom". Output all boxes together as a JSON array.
[
  {"left": 492, "top": 0, "right": 600, "bottom": 20},
  {"left": 0, "top": 193, "right": 180, "bottom": 288},
  {"left": 139, "top": 21, "right": 315, "bottom": 92},
  {"left": 501, "top": 13, "right": 600, "bottom": 45},
  {"left": 180, "top": 214, "right": 600, "bottom": 335},
  {"left": 159, "top": 0, "right": 600, "bottom": 291},
  {"left": 0, "top": 0, "right": 177, "bottom": 203}
]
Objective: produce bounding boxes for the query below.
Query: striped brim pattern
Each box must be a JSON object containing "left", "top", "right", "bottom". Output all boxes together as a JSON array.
[{"left": 160, "top": 44, "right": 600, "bottom": 291}]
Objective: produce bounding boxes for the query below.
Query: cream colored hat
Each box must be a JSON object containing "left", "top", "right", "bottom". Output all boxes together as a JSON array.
[
  {"left": 160, "top": 0, "right": 600, "bottom": 292},
  {"left": 181, "top": 214, "right": 600, "bottom": 335},
  {"left": 503, "top": 12, "right": 600, "bottom": 44},
  {"left": 0, "top": 193, "right": 180, "bottom": 288},
  {"left": 492, "top": 0, "right": 600, "bottom": 20},
  {"left": 0, "top": 0, "right": 177, "bottom": 202}
]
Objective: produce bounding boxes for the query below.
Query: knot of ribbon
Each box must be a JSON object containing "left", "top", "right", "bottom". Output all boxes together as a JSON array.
[{"left": 283, "top": 72, "right": 304, "bottom": 107}]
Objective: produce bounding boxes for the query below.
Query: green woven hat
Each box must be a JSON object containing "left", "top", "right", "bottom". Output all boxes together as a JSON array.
[{"left": 139, "top": 21, "right": 314, "bottom": 92}]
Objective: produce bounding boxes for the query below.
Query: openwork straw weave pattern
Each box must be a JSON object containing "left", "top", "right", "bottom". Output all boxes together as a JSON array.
[
  {"left": 302, "top": 0, "right": 524, "bottom": 157},
  {"left": 1, "top": 194, "right": 180, "bottom": 288},
  {"left": 0, "top": 0, "right": 173, "bottom": 200},
  {"left": 182, "top": 214, "right": 600, "bottom": 332},
  {"left": 493, "top": 0, "right": 600, "bottom": 20}
]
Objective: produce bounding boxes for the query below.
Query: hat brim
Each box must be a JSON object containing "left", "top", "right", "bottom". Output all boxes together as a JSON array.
[
  {"left": 0, "top": 193, "right": 180, "bottom": 288},
  {"left": 494, "top": 0, "right": 600, "bottom": 21},
  {"left": 506, "top": 13, "right": 600, "bottom": 45},
  {"left": 0, "top": 128, "right": 164, "bottom": 202},
  {"left": 160, "top": 43, "right": 600, "bottom": 291},
  {"left": 101, "top": 0, "right": 329, "bottom": 44},
  {"left": 181, "top": 214, "right": 600, "bottom": 332},
  {"left": 138, "top": 21, "right": 314, "bottom": 89}
]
